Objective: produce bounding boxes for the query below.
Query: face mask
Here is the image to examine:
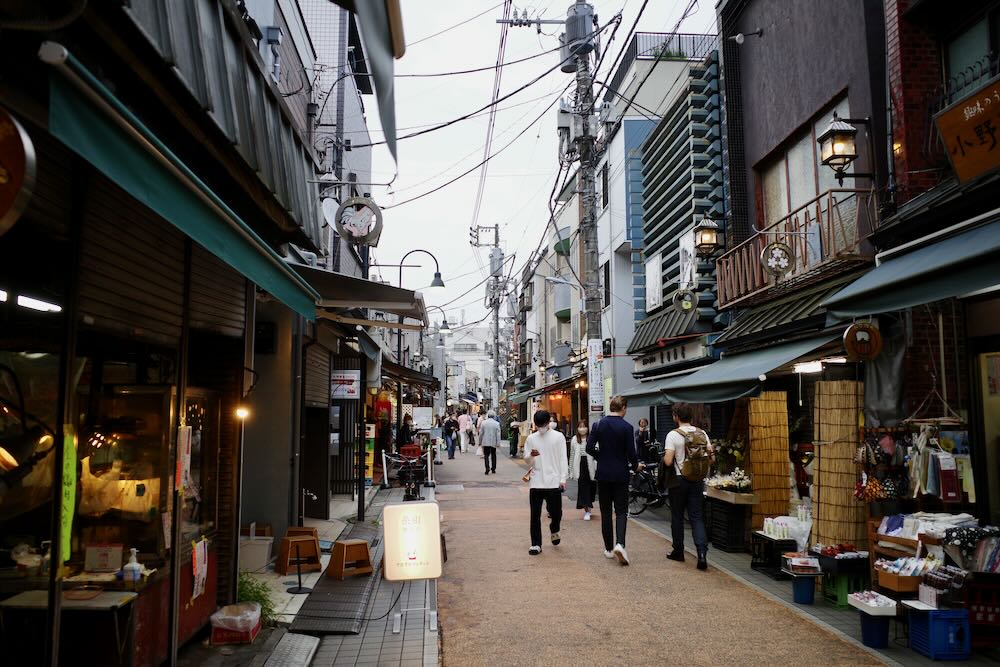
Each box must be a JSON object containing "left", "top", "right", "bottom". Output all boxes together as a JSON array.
[{"left": 578, "top": 427, "right": 588, "bottom": 435}]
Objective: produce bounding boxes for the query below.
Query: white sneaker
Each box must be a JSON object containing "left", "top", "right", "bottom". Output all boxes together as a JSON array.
[
  {"left": 583, "top": 511, "right": 592, "bottom": 521},
  {"left": 604, "top": 550, "right": 615, "bottom": 559},
  {"left": 613, "top": 543, "right": 630, "bottom": 566},
  {"left": 528, "top": 545, "right": 542, "bottom": 555}
]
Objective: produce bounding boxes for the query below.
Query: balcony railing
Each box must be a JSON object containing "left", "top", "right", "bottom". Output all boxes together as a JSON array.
[
  {"left": 603, "top": 32, "right": 717, "bottom": 105},
  {"left": 716, "top": 189, "right": 876, "bottom": 309}
]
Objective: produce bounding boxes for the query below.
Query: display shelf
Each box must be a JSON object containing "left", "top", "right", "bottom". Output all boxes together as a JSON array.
[{"left": 751, "top": 532, "right": 796, "bottom": 580}]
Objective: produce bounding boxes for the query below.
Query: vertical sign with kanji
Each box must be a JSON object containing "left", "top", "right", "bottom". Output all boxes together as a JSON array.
[{"left": 935, "top": 80, "right": 1000, "bottom": 183}]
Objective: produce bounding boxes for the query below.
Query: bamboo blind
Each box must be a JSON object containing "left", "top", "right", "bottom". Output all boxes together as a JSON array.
[
  {"left": 814, "top": 380, "right": 867, "bottom": 549},
  {"left": 749, "top": 391, "right": 790, "bottom": 530}
]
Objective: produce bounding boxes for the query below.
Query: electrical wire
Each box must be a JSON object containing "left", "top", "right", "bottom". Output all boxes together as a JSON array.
[
  {"left": 406, "top": 2, "right": 505, "bottom": 48},
  {"left": 395, "top": 42, "right": 565, "bottom": 77},
  {"left": 432, "top": 254, "right": 518, "bottom": 310},
  {"left": 591, "top": 0, "right": 651, "bottom": 108}
]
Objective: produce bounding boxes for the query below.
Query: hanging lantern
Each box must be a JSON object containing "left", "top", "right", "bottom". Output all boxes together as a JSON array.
[
  {"left": 693, "top": 217, "right": 722, "bottom": 257},
  {"left": 817, "top": 114, "right": 859, "bottom": 171}
]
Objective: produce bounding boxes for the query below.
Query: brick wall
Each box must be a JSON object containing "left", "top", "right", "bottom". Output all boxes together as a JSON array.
[
  {"left": 884, "top": 0, "right": 947, "bottom": 204},
  {"left": 902, "top": 301, "right": 968, "bottom": 419}
]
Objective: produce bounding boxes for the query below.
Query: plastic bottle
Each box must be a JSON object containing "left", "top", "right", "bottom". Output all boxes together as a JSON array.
[{"left": 123, "top": 548, "right": 142, "bottom": 583}]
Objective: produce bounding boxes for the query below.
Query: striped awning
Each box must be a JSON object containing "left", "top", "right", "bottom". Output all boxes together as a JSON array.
[{"left": 627, "top": 306, "right": 700, "bottom": 354}]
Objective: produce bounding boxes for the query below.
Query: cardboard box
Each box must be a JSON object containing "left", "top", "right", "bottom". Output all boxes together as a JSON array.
[
  {"left": 211, "top": 617, "right": 262, "bottom": 645},
  {"left": 878, "top": 570, "right": 921, "bottom": 593}
]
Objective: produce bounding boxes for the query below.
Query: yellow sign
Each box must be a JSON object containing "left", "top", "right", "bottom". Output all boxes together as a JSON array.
[
  {"left": 365, "top": 423, "right": 375, "bottom": 486},
  {"left": 382, "top": 501, "right": 442, "bottom": 581},
  {"left": 61, "top": 428, "right": 76, "bottom": 562},
  {"left": 935, "top": 80, "right": 1000, "bottom": 183}
]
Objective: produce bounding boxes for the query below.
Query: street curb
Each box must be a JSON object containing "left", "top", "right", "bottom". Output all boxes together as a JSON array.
[{"left": 631, "top": 518, "right": 902, "bottom": 667}]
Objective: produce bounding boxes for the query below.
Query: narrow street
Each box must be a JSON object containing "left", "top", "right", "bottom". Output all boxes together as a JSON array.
[{"left": 433, "top": 449, "right": 881, "bottom": 667}]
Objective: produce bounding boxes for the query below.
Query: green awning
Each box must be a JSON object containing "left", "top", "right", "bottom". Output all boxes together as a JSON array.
[
  {"left": 43, "top": 46, "right": 319, "bottom": 320},
  {"left": 507, "top": 391, "right": 531, "bottom": 405},
  {"left": 619, "top": 375, "right": 690, "bottom": 407},
  {"left": 823, "top": 217, "right": 1000, "bottom": 319},
  {"left": 661, "top": 334, "right": 839, "bottom": 404}
]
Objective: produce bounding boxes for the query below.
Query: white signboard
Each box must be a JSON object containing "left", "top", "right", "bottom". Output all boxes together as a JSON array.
[
  {"left": 645, "top": 252, "right": 663, "bottom": 311},
  {"left": 679, "top": 233, "right": 697, "bottom": 289},
  {"left": 412, "top": 407, "right": 433, "bottom": 430},
  {"left": 587, "top": 338, "right": 605, "bottom": 417},
  {"left": 383, "top": 501, "right": 443, "bottom": 581},
  {"left": 331, "top": 370, "right": 361, "bottom": 399}
]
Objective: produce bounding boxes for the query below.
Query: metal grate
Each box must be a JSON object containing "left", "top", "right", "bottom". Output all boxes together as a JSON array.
[{"left": 264, "top": 633, "right": 321, "bottom": 667}]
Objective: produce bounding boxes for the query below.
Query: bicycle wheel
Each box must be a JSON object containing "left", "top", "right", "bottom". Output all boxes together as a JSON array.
[{"left": 628, "top": 491, "right": 647, "bottom": 516}]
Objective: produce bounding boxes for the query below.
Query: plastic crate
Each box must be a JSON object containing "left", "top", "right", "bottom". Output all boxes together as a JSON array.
[
  {"left": 822, "top": 572, "right": 869, "bottom": 609},
  {"left": 707, "top": 497, "right": 749, "bottom": 553},
  {"left": 859, "top": 612, "right": 890, "bottom": 649},
  {"left": 962, "top": 579, "right": 1000, "bottom": 648},
  {"left": 792, "top": 576, "right": 816, "bottom": 604},
  {"left": 750, "top": 532, "right": 796, "bottom": 580},
  {"left": 909, "top": 609, "right": 971, "bottom": 661}
]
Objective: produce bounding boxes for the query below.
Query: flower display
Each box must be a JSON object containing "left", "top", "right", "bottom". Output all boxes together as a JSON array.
[
  {"left": 713, "top": 438, "right": 746, "bottom": 475},
  {"left": 706, "top": 467, "right": 752, "bottom": 493}
]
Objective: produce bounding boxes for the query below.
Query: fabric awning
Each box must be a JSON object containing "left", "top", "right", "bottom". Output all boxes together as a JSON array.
[
  {"left": 823, "top": 217, "right": 1000, "bottom": 319},
  {"left": 382, "top": 358, "right": 439, "bottom": 390},
  {"left": 661, "top": 334, "right": 840, "bottom": 404},
  {"left": 292, "top": 263, "right": 428, "bottom": 325},
  {"left": 619, "top": 373, "right": 694, "bottom": 407},
  {"left": 43, "top": 46, "right": 320, "bottom": 320},
  {"left": 507, "top": 390, "right": 532, "bottom": 405},
  {"left": 527, "top": 371, "right": 586, "bottom": 398}
]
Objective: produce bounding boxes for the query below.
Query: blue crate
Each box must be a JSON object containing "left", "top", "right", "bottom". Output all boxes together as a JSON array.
[{"left": 909, "top": 609, "right": 971, "bottom": 661}]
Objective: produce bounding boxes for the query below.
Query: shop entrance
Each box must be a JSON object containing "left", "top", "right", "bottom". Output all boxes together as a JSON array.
[{"left": 976, "top": 351, "right": 1000, "bottom": 523}]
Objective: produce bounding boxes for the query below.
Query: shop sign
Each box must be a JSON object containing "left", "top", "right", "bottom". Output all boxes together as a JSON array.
[
  {"left": 383, "top": 501, "right": 442, "bottom": 581},
  {"left": 364, "top": 423, "right": 376, "bottom": 486},
  {"left": 331, "top": 369, "right": 361, "bottom": 399},
  {"left": 936, "top": 80, "right": 1000, "bottom": 183},
  {"left": 326, "top": 196, "right": 383, "bottom": 246},
  {"left": 586, "top": 339, "right": 604, "bottom": 417},
  {"left": 844, "top": 322, "right": 883, "bottom": 361},
  {"left": 0, "top": 106, "right": 36, "bottom": 238}
]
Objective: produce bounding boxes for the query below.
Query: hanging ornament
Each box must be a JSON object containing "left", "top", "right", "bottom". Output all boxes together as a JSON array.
[{"left": 760, "top": 241, "right": 794, "bottom": 277}]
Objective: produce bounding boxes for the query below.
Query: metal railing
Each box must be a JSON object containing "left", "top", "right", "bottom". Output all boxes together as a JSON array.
[
  {"left": 716, "top": 189, "right": 876, "bottom": 309},
  {"left": 603, "top": 32, "right": 717, "bottom": 104}
]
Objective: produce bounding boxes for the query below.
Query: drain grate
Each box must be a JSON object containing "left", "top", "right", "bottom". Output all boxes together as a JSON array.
[{"left": 264, "top": 632, "right": 320, "bottom": 667}]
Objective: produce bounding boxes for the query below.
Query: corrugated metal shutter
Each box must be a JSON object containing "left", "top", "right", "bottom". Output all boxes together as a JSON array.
[
  {"left": 78, "top": 174, "right": 185, "bottom": 344},
  {"left": 189, "top": 244, "right": 246, "bottom": 338},
  {"left": 304, "top": 344, "right": 330, "bottom": 408},
  {"left": 330, "top": 354, "right": 361, "bottom": 494},
  {"left": 21, "top": 133, "right": 74, "bottom": 238}
]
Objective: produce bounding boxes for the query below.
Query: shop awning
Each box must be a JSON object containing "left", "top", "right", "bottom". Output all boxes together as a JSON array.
[
  {"left": 382, "top": 358, "right": 439, "bottom": 390},
  {"left": 627, "top": 306, "right": 700, "bottom": 354},
  {"left": 661, "top": 334, "right": 840, "bottom": 404},
  {"left": 291, "top": 263, "right": 428, "bottom": 326},
  {"left": 507, "top": 390, "right": 532, "bottom": 405},
  {"left": 41, "top": 44, "right": 320, "bottom": 320},
  {"left": 619, "top": 373, "right": 694, "bottom": 407},
  {"left": 823, "top": 216, "right": 1000, "bottom": 319},
  {"left": 527, "top": 371, "right": 586, "bottom": 398}
]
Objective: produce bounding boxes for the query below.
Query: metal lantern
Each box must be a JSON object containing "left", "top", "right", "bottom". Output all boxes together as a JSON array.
[
  {"left": 817, "top": 114, "right": 858, "bottom": 171},
  {"left": 693, "top": 217, "right": 721, "bottom": 257}
]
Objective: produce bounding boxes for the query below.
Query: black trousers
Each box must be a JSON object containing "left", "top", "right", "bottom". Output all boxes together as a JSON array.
[
  {"left": 529, "top": 488, "right": 562, "bottom": 547},
  {"left": 597, "top": 480, "right": 629, "bottom": 551},
  {"left": 483, "top": 446, "right": 497, "bottom": 472}
]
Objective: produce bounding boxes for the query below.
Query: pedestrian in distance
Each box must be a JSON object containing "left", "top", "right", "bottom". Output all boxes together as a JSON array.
[
  {"left": 635, "top": 417, "right": 657, "bottom": 464},
  {"left": 479, "top": 409, "right": 501, "bottom": 475},
  {"left": 663, "top": 403, "right": 714, "bottom": 571},
  {"left": 523, "top": 409, "right": 568, "bottom": 556},
  {"left": 444, "top": 413, "right": 460, "bottom": 459},
  {"left": 569, "top": 420, "right": 597, "bottom": 520},
  {"left": 586, "top": 395, "right": 642, "bottom": 565},
  {"left": 457, "top": 410, "right": 472, "bottom": 454},
  {"left": 398, "top": 413, "right": 414, "bottom": 450},
  {"left": 475, "top": 411, "right": 485, "bottom": 457}
]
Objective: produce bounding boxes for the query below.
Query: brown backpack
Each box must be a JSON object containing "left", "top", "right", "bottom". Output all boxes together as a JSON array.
[{"left": 674, "top": 428, "right": 712, "bottom": 481}]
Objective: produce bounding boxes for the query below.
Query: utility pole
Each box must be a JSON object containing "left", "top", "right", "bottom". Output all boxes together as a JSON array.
[
  {"left": 470, "top": 224, "right": 504, "bottom": 408},
  {"left": 500, "top": 0, "right": 604, "bottom": 421}
]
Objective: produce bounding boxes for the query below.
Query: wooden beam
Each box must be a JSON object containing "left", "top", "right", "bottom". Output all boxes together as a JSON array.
[{"left": 317, "top": 311, "right": 423, "bottom": 331}]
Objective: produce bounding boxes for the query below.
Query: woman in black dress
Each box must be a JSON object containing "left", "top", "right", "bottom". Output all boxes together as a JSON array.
[{"left": 569, "top": 420, "right": 597, "bottom": 520}]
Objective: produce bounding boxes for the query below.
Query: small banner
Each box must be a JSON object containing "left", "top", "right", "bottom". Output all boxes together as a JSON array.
[{"left": 61, "top": 427, "right": 76, "bottom": 562}]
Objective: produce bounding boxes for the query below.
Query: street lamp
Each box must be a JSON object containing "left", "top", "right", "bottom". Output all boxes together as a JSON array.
[
  {"left": 426, "top": 304, "right": 451, "bottom": 332},
  {"left": 817, "top": 112, "right": 875, "bottom": 186},
  {"left": 693, "top": 215, "right": 723, "bottom": 257},
  {"left": 396, "top": 249, "right": 444, "bottom": 439}
]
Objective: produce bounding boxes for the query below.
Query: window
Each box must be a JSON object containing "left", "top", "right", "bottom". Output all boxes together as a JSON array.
[
  {"left": 602, "top": 261, "right": 611, "bottom": 308},
  {"left": 453, "top": 343, "right": 479, "bottom": 352},
  {"left": 945, "top": 13, "right": 1000, "bottom": 99},
  {"left": 601, "top": 164, "right": 609, "bottom": 208}
]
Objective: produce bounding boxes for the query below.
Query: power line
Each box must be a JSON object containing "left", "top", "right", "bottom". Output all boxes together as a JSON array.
[
  {"left": 396, "top": 42, "right": 564, "bottom": 77},
  {"left": 406, "top": 2, "right": 505, "bottom": 48}
]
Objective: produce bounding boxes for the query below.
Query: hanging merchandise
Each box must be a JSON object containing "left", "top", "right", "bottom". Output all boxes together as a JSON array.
[{"left": 936, "top": 452, "right": 961, "bottom": 503}]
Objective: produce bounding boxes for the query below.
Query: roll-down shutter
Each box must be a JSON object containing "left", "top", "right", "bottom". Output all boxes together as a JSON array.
[
  {"left": 304, "top": 344, "right": 331, "bottom": 408},
  {"left": 189, "top": 244, "right": 246, "bottom": 338}
]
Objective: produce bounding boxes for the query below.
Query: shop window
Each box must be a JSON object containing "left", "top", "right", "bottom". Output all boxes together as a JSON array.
[
  {"left": 181, "top": 391, "right": 220, "bottom": 543},
  {"left": 602, "top": 262, "right": 611, "bottom": 308}
]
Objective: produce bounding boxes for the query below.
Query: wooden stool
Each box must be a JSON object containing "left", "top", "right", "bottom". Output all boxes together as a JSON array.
[
  {"left": 285, "top": 526, "right": 319, "bottom": 540},
  {"left": 327, "top": 539, "right": 373, "bottom": 580},
  {"left": 275, "top": 535, "right": 322, "bottom": 575}
]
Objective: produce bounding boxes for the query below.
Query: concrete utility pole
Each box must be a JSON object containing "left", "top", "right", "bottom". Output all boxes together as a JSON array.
[
  {"left": 470, "top": 224, "right": 504, "bottom": 408},
  {"left": 501, "top": 0, "right": 604, "bottom": 420}
]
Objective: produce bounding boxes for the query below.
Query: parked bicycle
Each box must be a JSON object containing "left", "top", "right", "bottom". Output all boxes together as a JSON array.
[{"left": 628, "top": 464, "right": 667, "bottom": 516}]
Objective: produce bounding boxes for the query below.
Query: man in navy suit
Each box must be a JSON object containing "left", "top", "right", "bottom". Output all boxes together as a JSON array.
[{"left": 586, "top": 395, "right": 642, "bottom": 565}]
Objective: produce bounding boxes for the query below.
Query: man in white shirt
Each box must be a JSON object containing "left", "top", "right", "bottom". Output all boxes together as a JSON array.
[
  {"left": 523, "top": 409, "right": 569, "bottom": 555},
  {"left": 663, "top": 403, "right": 714, "bottom": 570}
]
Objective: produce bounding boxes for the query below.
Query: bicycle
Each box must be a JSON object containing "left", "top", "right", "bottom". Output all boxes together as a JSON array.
[{"left": 628, "top": 464, "right": 667, "bottom": 516}]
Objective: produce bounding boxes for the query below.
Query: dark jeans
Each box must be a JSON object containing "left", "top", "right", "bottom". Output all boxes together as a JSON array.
[
  {"left": 445, "top": 435, "right": 456, "bottom": 458},
  {"left": 597, "top": 480, "right": 629, "bottom": 551},
  {"left": 668, "top": 477, "right": 708, "bottom": 554},
  {"left": 529, "top": 488, "right": 562, "bottom": 547},
  {"left": 483, "top": 446, "right": 496, "bottom": 472}
]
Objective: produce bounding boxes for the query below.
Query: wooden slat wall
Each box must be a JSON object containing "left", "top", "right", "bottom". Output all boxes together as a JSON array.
[
  {"left": 78, "top": 175, "right": 185, "bottom": 344},
  {"left": 304, "top": 344, "right": 330, "bottom": 408},
  {"left": 749, "top": 391, "right": 790, "bottom": 530},
  {"left": 814, "top": 380, "right": 868, "bottom": 549},
  {"left": 189, "top": 244, "right": 246, "bottom": 338}
]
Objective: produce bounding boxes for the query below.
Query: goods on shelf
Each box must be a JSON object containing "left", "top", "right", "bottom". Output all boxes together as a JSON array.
[{"left": 781, "top": 552, "right": 821, "bottom": 575}]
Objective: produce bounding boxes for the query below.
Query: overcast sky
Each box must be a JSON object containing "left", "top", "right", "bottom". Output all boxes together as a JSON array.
[{"left": 357, "top": 1, "right": 717, "bottom": 327}]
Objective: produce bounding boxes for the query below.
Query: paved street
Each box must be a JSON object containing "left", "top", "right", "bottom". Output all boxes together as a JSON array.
[{"left": 433, "top": 448, "right": 882, "bottom": 666}]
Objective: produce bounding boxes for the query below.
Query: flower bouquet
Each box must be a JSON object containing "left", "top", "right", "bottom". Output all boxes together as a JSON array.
[
  {"left": 705, "top": 468, "right": 757, "bottom": 504},
  {"left": 713, "top": 438, "right": 747, "bottom": 475}
]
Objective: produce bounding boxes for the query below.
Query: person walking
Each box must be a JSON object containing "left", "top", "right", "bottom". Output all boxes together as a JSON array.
[
  {"left": 635, "top": 418, "right": 657, "bottom": 464},
  {"left": 523, "top": 409, "right": 568, "bottom": 556},
  {"left": 444, "top": 413, "right": 459, "bottom": 459},
  {"left": 457, "top": 410, "right": 472, "bottom": 454},
  {"left": 479, "top": 409, "right": 501, "bottom": 474},
  {"left": 586, "top": 395, "right": 641, "bottom": 565},
  {"left": 475, "top": 412, "right": 486, "bottom": 457},
  {"left": 569, "top": 420, "right": 597, "bottom": 520},
  {"left": 663, "top": 403, "right": 714, "bottom": 570}
]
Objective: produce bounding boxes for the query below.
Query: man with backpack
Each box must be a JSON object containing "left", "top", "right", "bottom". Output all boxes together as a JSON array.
[{"left": 662, "top": 403, "right": 714, "bottom": 570}]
